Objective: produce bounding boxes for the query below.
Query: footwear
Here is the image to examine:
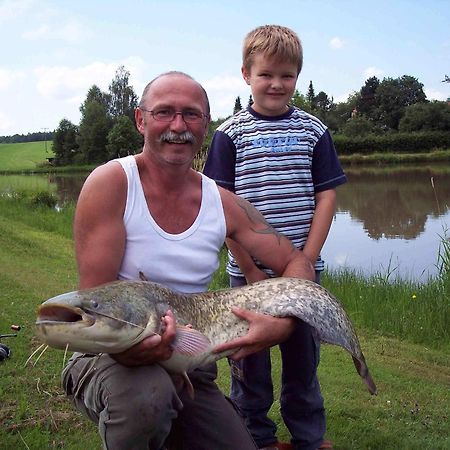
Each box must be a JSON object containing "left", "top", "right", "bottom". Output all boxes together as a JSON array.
[
  {"left": 260, "top": 439, "right": 333, "bottom": 450},
  {"left": 259, "top": 442, "right": 293, "bottom": 450}
]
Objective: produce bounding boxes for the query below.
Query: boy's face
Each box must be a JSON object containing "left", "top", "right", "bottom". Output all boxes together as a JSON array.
[{"left": 242, "top": 53, "right": 298, "bottom": 117}]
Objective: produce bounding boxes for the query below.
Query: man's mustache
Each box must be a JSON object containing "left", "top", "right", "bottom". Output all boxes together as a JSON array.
[{"left": 159, "top": 130, "right": 196, "bottom": 144}]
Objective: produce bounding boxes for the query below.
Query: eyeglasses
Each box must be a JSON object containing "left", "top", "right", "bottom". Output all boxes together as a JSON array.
[{"left": 140, "top": 107, "right": 207, "bottom": 124}]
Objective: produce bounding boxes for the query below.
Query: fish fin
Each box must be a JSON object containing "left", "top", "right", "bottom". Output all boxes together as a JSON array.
[
  {"left": 139, "top": 271, "right": 149, "bottom": 281},
  {"left": 352, "top": 355, "right": 377, "bottom": 395},
  {"left": 173, "top": 326, "right": 211, "bottom": 356},
  {"left": 183, "top": 372, "right": 195, "bottom": 399}
]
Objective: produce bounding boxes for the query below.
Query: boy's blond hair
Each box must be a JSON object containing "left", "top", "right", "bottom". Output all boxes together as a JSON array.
[{"left": 242, "top": 25, "right": 303, "bottom": 75}]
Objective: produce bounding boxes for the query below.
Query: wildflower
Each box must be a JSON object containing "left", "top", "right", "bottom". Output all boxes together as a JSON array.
[{"left": 411, "top": 293, "right": 417, "bottom": 300}]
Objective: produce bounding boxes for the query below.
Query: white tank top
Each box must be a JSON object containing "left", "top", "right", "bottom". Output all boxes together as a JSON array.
[{"left": 115, "top": 156, "right": 226, "bottom": 293}]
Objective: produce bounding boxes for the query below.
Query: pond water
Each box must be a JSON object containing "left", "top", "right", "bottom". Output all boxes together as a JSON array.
[{"left": 1, "top": 164, "right": 449, "bottom": 282}]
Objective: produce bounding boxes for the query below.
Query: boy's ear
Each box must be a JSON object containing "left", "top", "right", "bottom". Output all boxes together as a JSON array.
[{"left": 241, "top": 66, "right": 251, "bottom": 85}]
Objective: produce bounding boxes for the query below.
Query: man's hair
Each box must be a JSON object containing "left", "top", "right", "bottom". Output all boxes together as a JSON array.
[
  {"left": 138, "top": 71, "right": 210, "bottom": 115},
  {"left": 242, "top": 25, "right": 303, "bottom": 74}
]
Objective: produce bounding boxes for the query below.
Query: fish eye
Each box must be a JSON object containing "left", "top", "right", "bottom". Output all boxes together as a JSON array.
[{"left": 91, "top": 299, "right": 99, "bottom": 308}]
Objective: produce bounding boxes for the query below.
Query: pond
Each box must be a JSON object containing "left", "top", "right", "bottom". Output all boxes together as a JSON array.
[{"left": 1, "top": 164, "right": 449, "bottom": 282}]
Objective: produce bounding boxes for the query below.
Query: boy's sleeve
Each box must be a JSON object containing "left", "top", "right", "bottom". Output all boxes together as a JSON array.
[
  {"left": 203, "top": 130, "right": 237, "bottom": 192},
  {"left": 312, "top": 129, "right": 347, "bottom": 192}
]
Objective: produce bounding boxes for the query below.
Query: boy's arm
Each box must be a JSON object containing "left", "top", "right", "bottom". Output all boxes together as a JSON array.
[
  {"left": 302, "top": 188, "right": 336, "bottom": 265},
  {"left": 226, "top": 238, "right": 269, "bottom": 283}
]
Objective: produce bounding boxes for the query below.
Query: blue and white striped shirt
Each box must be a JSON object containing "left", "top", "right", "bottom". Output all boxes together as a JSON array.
[{"left": 204, "top": 106, "right": 347, "bottom": 276}]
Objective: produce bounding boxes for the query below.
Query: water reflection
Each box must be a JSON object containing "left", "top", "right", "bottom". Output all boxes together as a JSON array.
[
  {"left": 323, "top": 165, "right": 450, "bottom": 282},
  {"left": 1, "top": 165, "right": 449, "bottom": 282}
]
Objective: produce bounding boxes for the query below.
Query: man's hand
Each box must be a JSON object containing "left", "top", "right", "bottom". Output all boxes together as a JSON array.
[
  {"left": 213, "top": 307, "right": 297, "bottom": 360},
  {"left": 112, "top": 310, "right": 177, "bottom": 366}
]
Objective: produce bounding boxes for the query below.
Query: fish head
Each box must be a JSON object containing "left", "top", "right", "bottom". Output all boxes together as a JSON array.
[{"left": 35, "top": 281, "right": 162, "bottom": 354}]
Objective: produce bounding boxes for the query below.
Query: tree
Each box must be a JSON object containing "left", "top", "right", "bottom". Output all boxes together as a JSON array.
[
  {"left": 341, "top": 116, "right": 376, "bottom": 137},
  {"left": 247, "top": 94, "right": 253, "bottom": 107},
  {"left": 399, "top": 101, "right": 450, "bottom": 132},
  {"left": 233, "top": 96, "right": 242, "bottom": 114},
  {"left": 52, "top": 118, "right": 79, "bottom": 165},
  {"left": 77, "top": 100, "right": 111, "bottom": 164},
  {"left": 307, "top": 80, "right": 316, "bottom": 109},
  {"left": 80, "top": 85, "right": 109, "bottom": 116},
  {"left": 106, "top": 115, "right": 143, "bottom": 159},
  {"left": 356, "top": 76, "right": 380, "bottom": 119},
  {"left": 107, "top": 65, "right": 138, "bottom": 121},
  {"left": 291, "top": 89, "right": 309, "bottom": 111},
  {"left": 375, "top": 75, "right": 427, "bottom": 130}
]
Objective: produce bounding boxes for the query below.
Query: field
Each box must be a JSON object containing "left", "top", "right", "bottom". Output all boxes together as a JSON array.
[
  {"left": 0, "top": 142, "right": 449, "bottom": 449},
  {"left": 0, "top": 142, "right": 53, "bottom": 171}
]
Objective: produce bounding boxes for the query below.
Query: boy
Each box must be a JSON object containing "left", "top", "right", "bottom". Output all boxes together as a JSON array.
[{"left": 203, "top": 25, "right": 346, "bottom": 450}]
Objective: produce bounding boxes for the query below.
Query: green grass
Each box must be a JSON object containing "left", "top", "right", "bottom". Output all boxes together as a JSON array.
[
  {"left": 0, "top": 191, "right": 449, "bottom": 449},
  {"left": 0, "top": 142, "right": 54, "bottom": 171}
]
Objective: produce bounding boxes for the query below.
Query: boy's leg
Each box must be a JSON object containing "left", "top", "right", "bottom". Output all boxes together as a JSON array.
[
  {"left": 279, "top": 323, "right": 326, "bottom": 450},
  {"left": 168, "top": 363, "right": 258, "bottom": 450},
  {"left": 229, "top": 275, "right": 277, "bottom": 449},
  {"left": 62, "top": 353, "right": 182, "bottom": 450}
]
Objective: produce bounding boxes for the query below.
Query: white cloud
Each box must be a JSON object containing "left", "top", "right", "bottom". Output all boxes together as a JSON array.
[
  {"left": 22, "top": 20, "right": 91, "bottom": 43},
  {"left": 424, "top": 88, "right": 448, "bottom": 101},
  {"left": 363, "top": 66, "right": 384, "bottom": 80},
  {"left": 0, "top": 110, "right": 15, "bottom": 133},
  {"left": 202, "top": 75, "right": 250, "bottom": 119},
  {"left": 330, "top": 37, "right": 345, "bottom": 49},
  {"left": 0, "top": 0, "right": 35, "bottom": 22},
  {"left": 33, "top": 57, "right": 146, "bottom": 102},
  {"left": 0, "top": 68, "right": 25, "bottom": 90}
]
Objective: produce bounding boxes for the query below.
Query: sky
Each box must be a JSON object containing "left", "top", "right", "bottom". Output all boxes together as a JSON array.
[{"left": 0, "top": 0, "right": 449, "bottom": 136}]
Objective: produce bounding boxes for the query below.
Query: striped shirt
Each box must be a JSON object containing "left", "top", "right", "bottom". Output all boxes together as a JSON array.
[{"left": 203, "top": 106, "right": 347, "bottom": 276}]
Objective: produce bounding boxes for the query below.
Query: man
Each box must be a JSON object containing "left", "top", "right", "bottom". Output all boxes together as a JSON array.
[{"left": 62, "top": 71, "right": 315, "bottom": 450}]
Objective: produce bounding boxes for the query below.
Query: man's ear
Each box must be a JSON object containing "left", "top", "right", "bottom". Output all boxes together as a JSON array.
[
  {"left": 241, "top": 66, "right": 250, "bottom": 85},
  {"left": 135, "top": 108, "right": 145, "bottom": 134}
]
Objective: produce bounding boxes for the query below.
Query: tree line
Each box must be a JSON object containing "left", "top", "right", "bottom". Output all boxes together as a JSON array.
[{"left": 1, "top": 68, "right": 449, "bottom": 165}]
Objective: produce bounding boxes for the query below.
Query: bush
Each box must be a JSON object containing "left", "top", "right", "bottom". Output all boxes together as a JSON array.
[
  {"left": 333, "top": 131, "right": 450, "bottom": 155},
  {"left": 30, "top": 191, "right": 58, "bottom": 208}
]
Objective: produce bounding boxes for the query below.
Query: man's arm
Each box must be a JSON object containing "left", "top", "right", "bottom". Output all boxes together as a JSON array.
[
  {"left": 74, "top": 162, "right": 127, "bottom": 289},
  {"left": 215, "top": 189, "right": 315, "bottom": 359},
  {"left": 73, "top": 161, "right": 176, "bottom": 365},
  {"left": 221, "top": 189, "right": 315, "bottom": 280}
]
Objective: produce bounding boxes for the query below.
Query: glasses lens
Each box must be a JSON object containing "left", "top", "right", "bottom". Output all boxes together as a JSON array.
[{"left": 149, "top": 109, "right": 204, "bottom": 123}]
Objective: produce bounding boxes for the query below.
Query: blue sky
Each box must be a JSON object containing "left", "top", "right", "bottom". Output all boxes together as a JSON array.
[{"left": 0, "top": 0, "right": 449, "bottom": 135}]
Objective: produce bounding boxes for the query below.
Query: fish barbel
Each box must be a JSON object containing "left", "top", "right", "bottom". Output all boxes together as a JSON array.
[{"left": 35, "top": 277, "right": 377, "bottom": 395}]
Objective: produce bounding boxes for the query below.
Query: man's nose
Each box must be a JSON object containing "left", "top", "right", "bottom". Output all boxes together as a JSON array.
[{"left": 169, "top": 112, "right": 188, "bottom": 131}]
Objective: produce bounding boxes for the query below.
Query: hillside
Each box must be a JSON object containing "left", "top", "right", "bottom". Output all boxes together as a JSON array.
[{"left": 0, "top": 142, "right": 53, "bottom": 171}]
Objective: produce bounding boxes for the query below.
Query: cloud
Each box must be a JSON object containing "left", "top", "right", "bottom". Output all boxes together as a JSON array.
[
  {"left": 33, "top": 57, "right": 146, "bottom": 102},
  {"left": 329, "top": 37, "right": 345, "bottom": 49},
  {"left": 202, "top": 75, "right": 250, "bottom": 119},
  {"left": 0, "top": 0, "right": 34, "bottom": 22},
  {"left": 424, "top": 88, "right": 448, "bottom": 101},
  {"left": 0, "top": 110, "right": 15, "bottom": 133},
  {"left": 22, "top": 20, "right": 91, "bottom": 43},
  {"left": 363, "top": 66, "right": 384, "bottom": 80},
  {"left": 0, "top": 68, "right": 25, "bottom": 90}
]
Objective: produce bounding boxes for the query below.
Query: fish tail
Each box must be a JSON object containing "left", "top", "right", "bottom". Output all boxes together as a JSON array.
[{"left": 352, "top": 355, "right": 377, "bottom": 395}]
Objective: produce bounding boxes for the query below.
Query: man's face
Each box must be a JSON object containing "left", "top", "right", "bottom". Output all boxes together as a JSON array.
[{"left": 136, "top": 75, "right": 210, "bottom": 167}]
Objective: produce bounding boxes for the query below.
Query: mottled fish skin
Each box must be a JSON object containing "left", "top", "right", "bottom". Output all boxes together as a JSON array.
[{"left": 35, "top": 277, "right": 377, "bottom": 395}]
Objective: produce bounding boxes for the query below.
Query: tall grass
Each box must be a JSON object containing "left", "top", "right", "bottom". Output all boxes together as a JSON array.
[{"left": 0, "top": 193, "right": 449, "bottom": 449}]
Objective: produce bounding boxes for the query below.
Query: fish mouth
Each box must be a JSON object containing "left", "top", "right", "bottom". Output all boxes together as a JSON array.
[{"left": 36, "top": 304, "right": 95, "bottom": 327}]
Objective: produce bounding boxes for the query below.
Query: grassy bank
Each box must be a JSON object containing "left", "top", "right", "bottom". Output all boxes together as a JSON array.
[
  {"left": 2, "top": 141, "right": 450, "bottom": 173},
  {"left": 0, "top": 194, "right": 449, "bottom": 449}
]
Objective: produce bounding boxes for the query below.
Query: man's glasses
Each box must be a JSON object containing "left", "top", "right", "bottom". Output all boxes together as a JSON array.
[{"left": 140, "top": 107, "right": 207, "bottom": 124}]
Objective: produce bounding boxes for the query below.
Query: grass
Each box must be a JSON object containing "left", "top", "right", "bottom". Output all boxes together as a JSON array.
[
  {"left": 0, "top": 142, "right": 54, "bottom": 172},
  {"left": 0, "top": 193, "right": 449, "bottom": 449}
]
